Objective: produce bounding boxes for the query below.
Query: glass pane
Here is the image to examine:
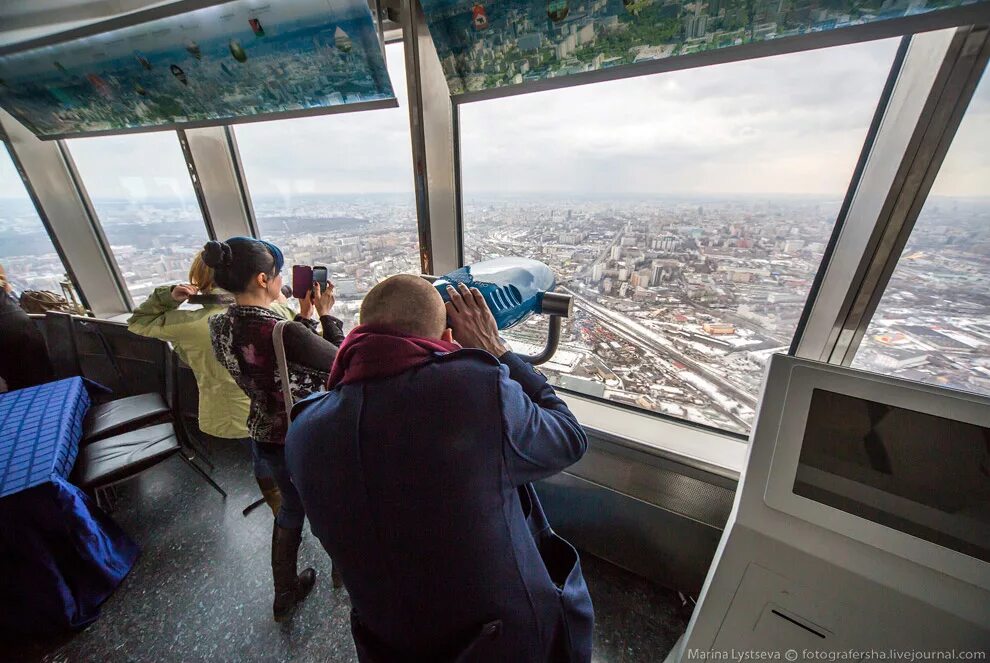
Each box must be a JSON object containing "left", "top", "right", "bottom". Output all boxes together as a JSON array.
[
  {"left": 235, "top": 42, "right": 417, "bottom": 329},
  {"left": 0, "top": 144, "right": 68, "bottom": 294},
  {"left": 461, "top": 39, "right": 900, "bottom": 435},
  {"left": 853, "top": 73, "right": 990, "bottom": 397},
  {"left": 66, "top": 132, "right": 207, "bottom": 302}
]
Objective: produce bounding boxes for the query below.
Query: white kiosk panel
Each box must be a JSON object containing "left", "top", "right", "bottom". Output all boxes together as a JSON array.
[{"left": 667, "top": 355, "right": 990, "bottom": 662}]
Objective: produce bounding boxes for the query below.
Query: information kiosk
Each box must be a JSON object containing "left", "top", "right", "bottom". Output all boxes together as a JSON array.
[{"left": 667, "top": 354, "right": 990, "bottom": 660}]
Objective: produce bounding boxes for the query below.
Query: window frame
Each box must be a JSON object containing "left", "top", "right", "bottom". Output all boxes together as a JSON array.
[
  {"left": 228, "top": 39, "right": 423, "bottom": 329},
  {"left": 0, "top": 109, "right": 132, "bottom": 316},
  {"left": 0, "top": 138, "right": 84, "bottom": 306},
  {"left": 794, "top": 27, "right": 990, "bottom": 366},
  {"left": 3, "top": 9, "right": 988, "bottom": 465},
  {"left": 448, "top": 31, "right": 916, "bottom": 445},
  {"left": 61, "top": 130, "right": 215, "bottom": 309},
  {"left": 836, "top": 30, "right": 989, "bottom": 367}
]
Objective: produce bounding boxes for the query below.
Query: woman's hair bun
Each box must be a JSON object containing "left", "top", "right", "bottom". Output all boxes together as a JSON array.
[{"left": 202, "top": 240, "right": 233, "bottom": 269}]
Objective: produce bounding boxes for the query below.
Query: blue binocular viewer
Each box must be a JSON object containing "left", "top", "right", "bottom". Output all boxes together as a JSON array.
[{"left": 424, "top": 257, "right": 573, "bottom": 365}]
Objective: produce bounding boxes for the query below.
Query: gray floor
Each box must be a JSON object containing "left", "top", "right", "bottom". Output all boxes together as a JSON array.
[{"left": 7, "top": 438, "right": 689, "bottom": 662}]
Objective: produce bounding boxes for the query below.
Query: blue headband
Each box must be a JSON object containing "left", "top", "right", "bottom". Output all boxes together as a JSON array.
[{"left": 229, "top": 236, "right": 284, "bottom": 273}]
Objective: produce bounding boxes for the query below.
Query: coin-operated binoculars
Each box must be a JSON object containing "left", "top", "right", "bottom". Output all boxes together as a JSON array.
[{"left": 423, "top": 257, "right": 572, "bottom": 365}]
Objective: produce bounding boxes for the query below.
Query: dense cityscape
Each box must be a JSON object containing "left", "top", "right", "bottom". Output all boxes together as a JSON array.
[
  {"left": 465, "top": 196, "right": 834, "bottom": 433},
  {"left": 252, "top": 194, "right": 421, "bottom": 325},
  {"left": 1, "top": 193, "right": 986, "bottom": 435},
  {"left": 853, "top": 198, "right": 990, "bottom": 397}
]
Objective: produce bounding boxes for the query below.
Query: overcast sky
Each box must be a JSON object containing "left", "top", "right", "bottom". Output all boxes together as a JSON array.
[
  {"left": 3, "top": 37, "right": 988, "bottom": 203},
  {"left": 235, "top": 42, "right": 414, "bottom": 199},
  {"left": 929, "top": 68, "right": 989, "bottom": 198},
  {"left": 463, "top": 37, "right": 899, "bottom": 197}
]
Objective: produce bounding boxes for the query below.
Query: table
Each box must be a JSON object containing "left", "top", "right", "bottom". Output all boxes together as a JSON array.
[{"left": 0, "top": 378, "right": 140, "bottom": 636}]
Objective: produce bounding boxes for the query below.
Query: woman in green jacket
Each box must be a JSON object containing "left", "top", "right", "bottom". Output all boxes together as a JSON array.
[{"left": 127, "top": 251, "right": 294, "bottom": 514}]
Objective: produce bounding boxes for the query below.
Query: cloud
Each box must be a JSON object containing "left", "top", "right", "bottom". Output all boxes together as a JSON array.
[
  {"left": 6, "top": 38, "right": 986, "bottom": 207},
  {"left": 67, "top": 131, "right": 195, "bottom": 201},
  {"left": 460, "top": 38, "right": 907, "bottom": 196},
  {"left": 235, "top": 42, "right": 414, "bottom": 197},
  {"left": 929, "top": 76, "right": 990, "bottom": 198},
  {"left": 0, "top": 144, "right": 29, "bottom": 199}
]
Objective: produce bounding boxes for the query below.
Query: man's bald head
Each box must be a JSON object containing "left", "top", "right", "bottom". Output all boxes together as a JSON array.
[{"left": 360, "top": 274, "right": 447, "bottom": 338}]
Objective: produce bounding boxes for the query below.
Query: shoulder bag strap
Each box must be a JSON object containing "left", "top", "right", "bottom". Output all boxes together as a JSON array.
[{"left": 272, "top": 320, "right": 295, "bottom": 423}]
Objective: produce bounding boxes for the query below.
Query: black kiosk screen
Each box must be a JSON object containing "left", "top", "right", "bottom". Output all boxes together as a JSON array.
[{"left": 794, "top": 389, "right": 990, "bottom": 562}]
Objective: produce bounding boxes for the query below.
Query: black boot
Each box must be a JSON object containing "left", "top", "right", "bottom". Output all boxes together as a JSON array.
[
  {"left": 272, "top": 523, "right": 317, "bottom": 622},
  {"left": 256, "top": 475, "right": 282, "bottom": 518}
]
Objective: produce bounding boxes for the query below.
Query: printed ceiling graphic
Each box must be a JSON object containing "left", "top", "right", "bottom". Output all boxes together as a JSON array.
[
  {"left": 0, "top": 0, "right": 395, "bottom": 138},
  {"left": 420, "top": 0, "right": 987, "bottom": 96}
]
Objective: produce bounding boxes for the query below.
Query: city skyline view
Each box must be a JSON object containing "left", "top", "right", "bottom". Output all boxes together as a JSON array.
[
  {"left": 458, "top": 35, "right": 898, "bottom": 433},
  {"left": 1, "top": 37, "right": 987, "bottom": 437},
  {"left": 2, "top": 189, "right": 986, "bottom": 436},
  {"left": 853, "top": 72, "right": 990, "bottom": 398}
]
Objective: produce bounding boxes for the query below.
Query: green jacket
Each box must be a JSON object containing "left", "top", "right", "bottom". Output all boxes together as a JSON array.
[{"left": 127, "top": 285, "right": 295, "bottom": 439}]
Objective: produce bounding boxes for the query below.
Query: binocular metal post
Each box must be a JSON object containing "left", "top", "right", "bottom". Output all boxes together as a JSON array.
[{"left": 422, "top": 276, "right": 573, "bottom": 366}]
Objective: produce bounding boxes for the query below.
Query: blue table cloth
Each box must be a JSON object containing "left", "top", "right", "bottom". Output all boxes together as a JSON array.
[{"left": 0, "top": 378, "right": 140, "bottom": 636}]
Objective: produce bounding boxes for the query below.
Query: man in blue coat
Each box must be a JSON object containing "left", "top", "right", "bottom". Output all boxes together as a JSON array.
[{"left": 286, "top": 274, "right": 593, "bottom": 662}]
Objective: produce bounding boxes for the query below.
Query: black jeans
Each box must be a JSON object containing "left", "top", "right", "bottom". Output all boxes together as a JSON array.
[{"left": 255, "top": 443, "right": 305, "bottom": 529}]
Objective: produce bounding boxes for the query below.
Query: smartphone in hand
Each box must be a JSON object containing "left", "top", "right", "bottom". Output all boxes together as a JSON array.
[
  {"left": 312, "top": 266, "right": 328, "bottom": 293},
  {"left": 292, "top": 265, "right": 313, "bottom": 299}
]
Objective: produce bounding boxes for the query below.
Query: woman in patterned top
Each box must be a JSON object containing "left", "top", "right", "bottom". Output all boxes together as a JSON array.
[
  {"left": 127, "top": 251, "right": 297, "bottom": 517},
  {"left": 204, "top": 237, "right": 344, "bottom": 622}
]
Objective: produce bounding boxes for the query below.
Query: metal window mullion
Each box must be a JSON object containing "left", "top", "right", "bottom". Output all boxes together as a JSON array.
[
  {"left": 177, "top": 125, "right": 256, "bottom": 242},
  {"left": 788, "top": 36, "right": 912, "bottom": 356},
  {"left": 224, "top": 126, "right": 260, "bottom": 238},
  {"left": 176, "top": 129, "right": 217, "bottom": 241},
  {"left": 402, "top": 0, "right": 460, "bottom": 275},
  {"left": 451, "top": 102, "right": 464, "bottom": 268},
  {"left": 1, "top": 136, "right": 91, "bottom": 312},
  {"left": 56, "top": 139, "right": 134, "bottom": 311},
  {"left": 830, "top": 26, "right": 990, "bottom": 365},
  {"left": 402, "top": 0, "right": 435, "bottom": 275},
  {"left": 792, "top": 27, "right": 973, "bottom": 363},
  {"left": 372, "top": 0, "right": 386, "bottom": 60}
]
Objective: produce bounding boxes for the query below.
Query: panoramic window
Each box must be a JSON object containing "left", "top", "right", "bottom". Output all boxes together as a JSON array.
[
  {"left": 460, "top": 39, "right": 900, "bottom": 435},
  {"left": 234, "top": 42, "right": 417, "bottom": 328},
  {"left": 67, "top": 132, "right": 207, "bottom": 302},
  {"left": 0, "top": 143, "right": 69, "bottom": 294},
  {"left": 853, "top": 73, "right": 990, "bottom": 397}
]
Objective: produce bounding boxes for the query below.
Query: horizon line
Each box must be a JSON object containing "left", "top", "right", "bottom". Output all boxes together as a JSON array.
[{"left": 2, "top": 192, "right": 989, "bottom": 201}]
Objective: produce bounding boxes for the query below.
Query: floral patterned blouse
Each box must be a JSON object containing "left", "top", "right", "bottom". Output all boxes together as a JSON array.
[{"left": 210, "top": 304, "right": 343, "bottom": 445}]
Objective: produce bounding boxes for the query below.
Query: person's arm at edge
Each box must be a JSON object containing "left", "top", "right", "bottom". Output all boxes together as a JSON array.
[
  {"left": 497, "top": 350, "right": 589, "bottom": 485},
  {"left": 126, "top": 284, "right": 187, "bottom": 342},
  {"left": 442, "top": 281, "right": 587, "bottom": 483},
  {"left": 312, "top": 282, "right": 342, "bottom": 344},
  {"left": 290, "top": 313, "right": 342, "bottom": 343},
  {"left": 282, "top": 321, "right": 339, "bottom": 374},
  {"left": 319, "top": 314, "right": 344, "bottom": 344},
  {"left": 289, "top": 282, "right": 342, "bottom": 344}
]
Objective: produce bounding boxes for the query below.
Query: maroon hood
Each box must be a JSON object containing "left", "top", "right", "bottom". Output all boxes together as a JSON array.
[{"left": 327, "top": 324, "right": 460, "bottom": 388}]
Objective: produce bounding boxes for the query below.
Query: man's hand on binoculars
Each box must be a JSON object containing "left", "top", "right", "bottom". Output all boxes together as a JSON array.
[{"left": 445, "top": 283, "right": 508, "bottom": 358}]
